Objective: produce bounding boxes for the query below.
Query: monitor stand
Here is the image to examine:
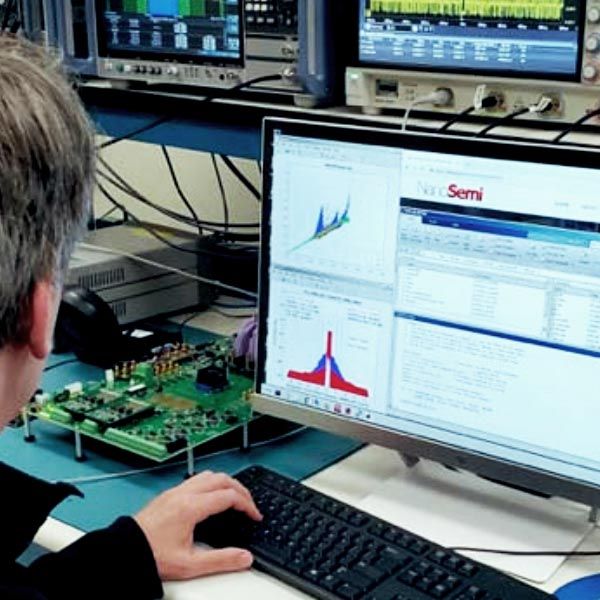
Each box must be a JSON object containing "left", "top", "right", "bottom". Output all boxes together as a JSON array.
[{"left": 355, "top": 450, "right": 594, "bottom": 584}]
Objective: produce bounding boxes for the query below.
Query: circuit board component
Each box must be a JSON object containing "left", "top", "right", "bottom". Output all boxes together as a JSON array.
[{"left": 26, "top": 338, "right": 254, "bottom": 462}]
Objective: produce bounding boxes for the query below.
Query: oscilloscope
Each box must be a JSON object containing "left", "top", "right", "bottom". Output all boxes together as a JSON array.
[{"left": 346, "top": 0, "right": 600, "bottom": 123}]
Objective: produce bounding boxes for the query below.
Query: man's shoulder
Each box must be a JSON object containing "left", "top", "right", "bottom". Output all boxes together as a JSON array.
[{"left": 0, "top": 462, "right": 82, "bottom": 563}]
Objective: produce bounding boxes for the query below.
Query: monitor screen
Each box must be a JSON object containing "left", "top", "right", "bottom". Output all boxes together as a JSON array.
[
  {"left": 96, "top": 0, "right": 243, "bottom": 64},
  {"left": 257, "top": 119, "right": 600, "bottom": 504},
  {"left": 358, "top": 0, "right": 583, "bottom": 79}
]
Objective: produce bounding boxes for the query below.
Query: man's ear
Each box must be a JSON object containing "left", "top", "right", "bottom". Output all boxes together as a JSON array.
[{"left": 27, "top": 280, "right": 59, "bottom": 360}]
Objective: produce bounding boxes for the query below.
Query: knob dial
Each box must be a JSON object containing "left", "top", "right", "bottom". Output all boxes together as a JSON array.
[
  {"left": 583, "top": 63, "right": 598, "bottom": 80},
  {"left": 589, "top": 7, "right": 600, "bottom": 23},
  {"left": 586, "top": 34, "right": 600, "bottom": 52}
]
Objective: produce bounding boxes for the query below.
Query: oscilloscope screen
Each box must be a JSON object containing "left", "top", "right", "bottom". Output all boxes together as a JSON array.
[
  {"left": 358, "top": 0, "right": 583, "bottom": 79},
  {"left": 96, "top": 0, "right": 244, "bottom": 65}
]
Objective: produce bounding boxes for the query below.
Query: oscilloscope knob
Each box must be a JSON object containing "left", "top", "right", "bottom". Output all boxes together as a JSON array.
[
  {"left": 588, "top": 6, "right": 600, "bottom": 23},
  {"left": 586, "top": 34, "right": 600, "bottom": 53},
  {"left": 583, "top": 63, "right": 598, "bottom": 81}
]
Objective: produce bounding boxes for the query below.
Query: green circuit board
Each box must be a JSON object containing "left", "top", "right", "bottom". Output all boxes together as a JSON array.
[{"left": 27, "top": 338, "right": 254, "bottom": 461}]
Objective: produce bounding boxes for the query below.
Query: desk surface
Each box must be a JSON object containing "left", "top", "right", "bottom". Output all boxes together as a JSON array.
[{"left": 34, "top": 444, "right": 600, "bottom": 599}]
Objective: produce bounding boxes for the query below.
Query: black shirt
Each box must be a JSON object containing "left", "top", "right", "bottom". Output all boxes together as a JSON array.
[{"left": 0, "top": 461, "right": 163, "bottom": 599}]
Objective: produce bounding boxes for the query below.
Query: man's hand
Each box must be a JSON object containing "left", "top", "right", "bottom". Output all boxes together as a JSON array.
[{"left": 134, "top": 470, "right": 263, "bottom": 581}]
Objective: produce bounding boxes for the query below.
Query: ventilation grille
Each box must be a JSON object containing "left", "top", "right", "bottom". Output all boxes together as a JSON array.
[
  {"left": 110, "top": 301, "right": 127, "bottom": 319},
  {"left": 77, "top": 267, "right": 126, "bottom": 290}
]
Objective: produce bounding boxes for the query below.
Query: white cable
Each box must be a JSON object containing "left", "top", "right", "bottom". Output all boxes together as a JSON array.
[
  {"left": 78, "top": 242, "right": 258, "bottom": 300},
  {"left": 56, "top": 426, "right": 308, "bottom": 485},
  {"left": 401, "top": 88, "right": 454, "bottom": 132}
]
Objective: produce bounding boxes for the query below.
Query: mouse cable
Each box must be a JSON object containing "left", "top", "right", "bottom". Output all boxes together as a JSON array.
[
  {"left": 97, "top": 73, "right": 284, "bottom": 151},
  {"left": 212, "top": 154, "right": 229, "bottom": 232},
  {"left": 219, "top": 154, "right": 261, "bottom": 202},
  {"left": 97, "top": 165, "right": 259, "bottom": 231},
  {"left": 552, "top": 107, "right": 600, "bottom": 144},
  {"left": 448, "top": 546, "right": 600, "bottom": 557},
  {"left": 56, "top": 425, "right": 309, "bottom": 485},
  {"left": 161, "top": 145, "right": 203, "bottom": 236}
]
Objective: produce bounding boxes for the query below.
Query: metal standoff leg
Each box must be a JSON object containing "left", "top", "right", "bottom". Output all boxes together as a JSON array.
[
  {"left": 74, "top": 430, "right": 86, "bottom": 462},
  {"left": 23, "top": 409, "right": 36, "bottom": 443},
  {"left": 185, "top": 446, "right": 195, "bottom": 479},
  {"left": 241, "top": 422, "right": 250, "bottom": 452}
]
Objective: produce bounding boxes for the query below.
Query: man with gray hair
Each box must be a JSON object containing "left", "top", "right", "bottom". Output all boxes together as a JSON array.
[{"left": 0, "top": 34, "right": 262, "bottom": 599}]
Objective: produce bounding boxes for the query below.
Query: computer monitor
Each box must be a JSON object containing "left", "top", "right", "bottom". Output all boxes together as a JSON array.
[
  {"left": 357, "top": 0, "right": 583, "bottom": 80},
  {"left": 95, "top": 0, "right": 243, "bottom": 66},
  {"left": 253, "top": 118, "right": 600, "bottom": 507}
]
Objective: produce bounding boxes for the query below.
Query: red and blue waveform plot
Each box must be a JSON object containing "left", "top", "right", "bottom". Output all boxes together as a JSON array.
[{"left": 287, "top": 331, "right": 369, "bottom": 398}]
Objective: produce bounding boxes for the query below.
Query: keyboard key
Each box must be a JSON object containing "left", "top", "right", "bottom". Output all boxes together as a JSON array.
[
  {"left": 354, "top": 561, "right": 386, "bottom": 584},
  {"left": 335, "top": 566, "right": 371, "bottom": 592},
  {"left": 444, "top": 556, "right": 464, "bottom": 571},
  {"left": 322, "top": 574, "right": 341, "bottom": 591},
  {"left": 459, "top": 562, "right": 479, "bottom": 578},
  {"left": 431, "top": 583, "right": 452, "bottom": 598},
  {"left": 338, "top": 583, "right": 362, "bottom": 600}
]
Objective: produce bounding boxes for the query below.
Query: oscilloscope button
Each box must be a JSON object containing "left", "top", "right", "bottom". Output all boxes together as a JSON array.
[
  {"left": 586, "top": 34, "right": 600, "bottom": 53},
  {"left": 588, "top": 7, "right": 600, "bottom": 23},
  {"left": 583, "top": 63, "right": 598, "bottom": 81}
]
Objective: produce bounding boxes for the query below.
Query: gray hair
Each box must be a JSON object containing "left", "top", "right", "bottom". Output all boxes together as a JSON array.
[{"left": 0, "top": 34, "right": 95, "bottom": 348}]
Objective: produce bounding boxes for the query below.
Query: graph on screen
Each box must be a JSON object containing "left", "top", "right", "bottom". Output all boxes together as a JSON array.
[
  {"left": 367, "top": 0, "right": 565, "bottom": 20},
  {"left": 263, "top": 275, "right": 394, "bottom": 410},
  {"left": 292, "top": 198, "right": 351, "bottom": 251},
  {"left": 288, "top": 331, "right": 370, "bottom": 397},
  {"left": 271, "top": 162, "right": 399, "bottom": 286}
]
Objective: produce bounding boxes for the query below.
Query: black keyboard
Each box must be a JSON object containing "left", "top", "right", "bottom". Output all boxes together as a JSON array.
[{"left": 194, "top": 465, "right": 556, "bottom": 600}]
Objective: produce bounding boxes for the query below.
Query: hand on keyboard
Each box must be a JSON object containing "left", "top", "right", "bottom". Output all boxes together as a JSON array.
[{"left": 135, "top": 470, "right": 263, "bottom": 580}]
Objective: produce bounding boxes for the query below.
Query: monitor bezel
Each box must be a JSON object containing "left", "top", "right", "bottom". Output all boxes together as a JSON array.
[
  {"left": 95, "top": 0, "right": 245, "bottom": 67},
  {"left": 355, "top": 0, "right": 586, "bottom": 83},
  {"left": 256, "top": 117, "right": 600, "bottom": 508}
]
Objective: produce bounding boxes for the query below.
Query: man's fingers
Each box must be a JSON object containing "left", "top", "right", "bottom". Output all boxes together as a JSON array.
[
  {"left": 194, "top": 488, "right": 262, "bottom": 522},
  {"left": 182, "top": 471, "right": 255, "bottom": 503},
  {"left": 189, "top": 547, "right": 254, "bottom": 577}
]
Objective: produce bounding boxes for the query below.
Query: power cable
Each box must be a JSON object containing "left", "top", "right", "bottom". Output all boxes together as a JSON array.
[
  {"left": 161, "top": 145, "right": 203, "bottom": 235},
  {"left": 552, "top": 108, "right": 600, "bottom": 144},
  {"left": 219, "top": 155, "right": 261, "bottom": 201},
  {"left": 211, "top": 154, "right": 229, "bottom": 232}
]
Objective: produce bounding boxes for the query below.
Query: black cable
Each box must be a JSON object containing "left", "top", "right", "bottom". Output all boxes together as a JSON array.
[
  {"left": 161, "top": 145, "right": 203, "bottom": 236},
  {"left": 219, "top": 155, "right": 261, "bottom": 201},
  {"left": 97, "top": 169, "right": 203, "bottom": 230},
  {"left": 44, "top": 359, "right": 80, "bottom": 372},
  {"left": 439, "top": 96, "right": 503, "bottom": 133},
  {"left": 448, "top": 546, "right": 600, "bottom": 557},
  {"left": 97, "top": 160, "right": 259, "bottom": 229},
  {"left": 474, "top": 107, "right": 530, "bottom": 138},
  {"left": 438, "top": 106, "right": 476, "bottom": 133},
  {"left": 97, "top": 74, "right": 283, "bottom": 151},
  {"left": 211, "top": 154, "right": 229, "bottom": 232},
  {"left": 552, "top": 108, "right": 600, "bottom": 144},
  {"left": 97, "top": 181, "right": 260, "bottom": 262}
]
